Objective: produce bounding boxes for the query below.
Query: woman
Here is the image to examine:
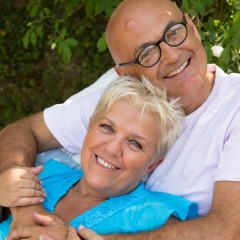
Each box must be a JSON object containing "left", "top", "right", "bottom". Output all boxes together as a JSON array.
[{"left": 1, "top": 76, "right": 197, "bottom": 239}]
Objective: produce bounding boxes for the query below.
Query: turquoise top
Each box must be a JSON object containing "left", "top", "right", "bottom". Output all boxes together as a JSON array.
[{"left": 0, "top": 160, "right": 198, "bottom": 238}]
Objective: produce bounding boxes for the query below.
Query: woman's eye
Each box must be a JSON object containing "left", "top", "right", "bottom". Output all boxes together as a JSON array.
[
  {"left": 100, "top": 124, "right": 113, "bottom": 132},
  {"left": 129, "top": 139, "right": 142, "bottom": 150}
]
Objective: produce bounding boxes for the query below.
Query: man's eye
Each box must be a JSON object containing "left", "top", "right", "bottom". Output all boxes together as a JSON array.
[
  {"left": 129, "top": 139, "right": 142, "bottom": 150},
  {"left": 140, "top": 47, "right": 156, "bottom": 61},
  {"left": 167, "top": 28, "right": 178, "bottom": 37},
  {"left": 100, "top": 124, "right": 113, "bottom": 132},
  {"left": 166, "top": 24, "right": 184, "bottom": 40}
]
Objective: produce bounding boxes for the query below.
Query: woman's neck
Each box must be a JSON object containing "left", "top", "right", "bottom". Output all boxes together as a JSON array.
[{"left": 54, "top": 179, "right": 106, "bottom": 223}]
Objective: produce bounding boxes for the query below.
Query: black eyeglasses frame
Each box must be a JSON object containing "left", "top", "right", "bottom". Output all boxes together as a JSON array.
[{"left": 116, "top": 16, "right": 188, "bottom": 68}]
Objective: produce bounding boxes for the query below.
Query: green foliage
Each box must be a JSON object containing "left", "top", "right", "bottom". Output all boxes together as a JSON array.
[
  {"left": 22, "top": 0, "right": 121, "bottom": 63},
  {"left": 0, "top": 1, "right": 114, "bottom": 129},
  {"left": 178, "top": 0, "right": 240, "bottom": 72},
  {"left": 23, "top": 0, "right": 240, "bottom": 70}
]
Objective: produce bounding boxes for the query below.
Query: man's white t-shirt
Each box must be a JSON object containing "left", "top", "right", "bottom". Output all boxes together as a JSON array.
[{"left": 44, "top": 65, "right": 240, "bottom": 216}]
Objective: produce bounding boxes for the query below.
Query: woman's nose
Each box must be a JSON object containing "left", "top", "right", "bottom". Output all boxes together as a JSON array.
[{"left": 104, "top": 138, "right": 123, "bottom": 158}]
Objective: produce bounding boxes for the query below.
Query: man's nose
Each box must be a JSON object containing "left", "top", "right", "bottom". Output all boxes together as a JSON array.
[
  {"left": 104, "top": 138, "right": 123, "bottom": 158},
  {"left": 159, "top": 42, "right": 179, "bottom": 65}
]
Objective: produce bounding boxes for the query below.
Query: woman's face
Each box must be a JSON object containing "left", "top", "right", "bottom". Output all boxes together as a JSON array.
[{"left": 81, "top": 100, "right": 161, "bottom": 198}]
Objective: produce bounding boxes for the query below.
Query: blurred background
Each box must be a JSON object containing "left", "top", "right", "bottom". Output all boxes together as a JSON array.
[{"left": 0, "top": 0, "right": 239, "bottom": 129}]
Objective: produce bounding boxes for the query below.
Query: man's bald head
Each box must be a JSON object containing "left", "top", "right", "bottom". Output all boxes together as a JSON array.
[{"left": 106, "top": 0, "right": 182, "bottom": 65}]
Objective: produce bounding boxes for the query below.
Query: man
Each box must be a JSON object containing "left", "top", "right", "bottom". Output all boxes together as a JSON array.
[{"left": 1, "top": 0, "right": 240, "bottom": 239}]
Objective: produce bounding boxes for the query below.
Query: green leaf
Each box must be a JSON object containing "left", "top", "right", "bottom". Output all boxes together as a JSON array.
[
  {"left": 193, "top": 2, "right": 205, "bottom": 16},
  {"left": 85, "top": 0, "right": 94, "bottom": 17},
  {"left": 205, "top": 17, "right": 215, "bottom": 31},
  {"left": 36, "top": 25, "right": 43, "bottom": 37},
  {"left": 188, "top": 9, "right": 196, "bottom": 17},
  {"left": 209, "top": 31, "right": 217, "bottom": 43},
  {"left": 26, "top": 1, "right": 35, "bottom": 12},
  {"left": 205, "top": 45, "right": 213, "bottom": 62},
  {"left": 95, "top": 1, "right": 105, "bottom": 16},
  {"left": 58, "top": 41, "right": 64, "bottom": 55},
  {"left": 64, "top": 38, "right": 78, "bottom": 47},
  {"left": 97, "top": 32, "right": 107, "bottom": 52},
  {"left": 30, "top": 31, "right": 37, "bottom": 45},
  {"left": 43, "top": 7, "right": 51, "bottom": 15},
  {"left": 72, "top": 0, "right": 79, "bottom": 7},
  {"left": 182, "top": 0, "right": 189, "bottom": 9},
  {"left": 39, "top": 11, "right": 44, "bottom": 20},
  {"left": 66, "top": 1, "right": 74, "bottom": 16},
  {"left": 62, "top": 44, "right": 72, "bottom": 64},
  {"left": 199, "top": 30, "right": 205, "bottom": 41},
  {"left": 233, "top": 11, "right": 240, "bottom": 27},
  {"left": 219, "top": 46, "right": 230, "bottom": 67},
  {"left": 60, "top": 27, "right": 67, "bottom": 39},
  {"left": 30, "top": 5, "right": 39, "bottom": 18},
  {"left": 22, "top": 30, "right": 30, "bottom": 48},
  {"left": 48, "top": 37, "right": 55, "bottom": 46},
  {"left": 54, "top": 0, "right": 59, "bottom": 6},
  {"left": 233, "top": 28, "right": 240, "bottom": 49},
  {"left": 214, "top": 20, "right": 220, "bottom": 27},
  {"left": 54, "top": 21, "right": 60, "bottom": 31}
]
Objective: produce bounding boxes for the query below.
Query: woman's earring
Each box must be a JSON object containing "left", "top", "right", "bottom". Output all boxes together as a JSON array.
[{"left": 142, "top": 175, "right": 148, "bottom": 181}]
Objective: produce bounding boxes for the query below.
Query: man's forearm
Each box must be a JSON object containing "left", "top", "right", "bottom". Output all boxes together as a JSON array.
[
  {"left": 103, "top": 215, "right": 234, "bottom": 240},
  {"left": 0, "top": 112, "right": 60, "bottom": 172},
  {"left": 10, "top": 204, "right": 48, "bottom": 230},
  {"left": 0, "top": 119, "right": 37, "bottom": 171}
]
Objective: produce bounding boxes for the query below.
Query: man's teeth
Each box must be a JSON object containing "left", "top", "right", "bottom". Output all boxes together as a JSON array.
[
  {"left": 97, "top": 157, "right": 117, "bottom": 169},
  {"left": 166, "top": 60, "right": 188, "bottom": 78}
]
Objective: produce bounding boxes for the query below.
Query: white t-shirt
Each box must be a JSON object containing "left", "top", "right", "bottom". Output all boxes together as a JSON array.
[{"left": 44, "top": 65, "right": 240, "bottom": 216}]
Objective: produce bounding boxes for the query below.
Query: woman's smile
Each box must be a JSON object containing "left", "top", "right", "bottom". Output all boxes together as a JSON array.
[{"left": 96, "top": 155, "right": 118, "bottom": 169}]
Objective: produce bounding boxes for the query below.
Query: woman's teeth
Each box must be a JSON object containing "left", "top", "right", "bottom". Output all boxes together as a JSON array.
[
  {"left": 166, "top": 60, "right": 189, "bottom": 78},
  {"left": 97, "top": 157, "right": 117, "bottom": 169}
]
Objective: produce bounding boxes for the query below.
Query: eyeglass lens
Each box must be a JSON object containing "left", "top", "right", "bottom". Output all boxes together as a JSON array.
[{"left": 139, "top": 23, "right": 187, "bottom": 67}]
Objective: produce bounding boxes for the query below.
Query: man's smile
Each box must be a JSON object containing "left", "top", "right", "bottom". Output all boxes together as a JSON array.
[{"left": 165, "top": 59, "right": 190, "bottom": 78}]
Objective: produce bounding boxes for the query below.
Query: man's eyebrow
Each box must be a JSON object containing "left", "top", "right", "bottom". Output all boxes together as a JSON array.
[{"left": 133, "top": 20, "right": 181, "bottom": 57}]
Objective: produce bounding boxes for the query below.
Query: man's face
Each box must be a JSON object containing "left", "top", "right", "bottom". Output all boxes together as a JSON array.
[{"left": 110, "top": 0, "right": 208, "bottom": 108}]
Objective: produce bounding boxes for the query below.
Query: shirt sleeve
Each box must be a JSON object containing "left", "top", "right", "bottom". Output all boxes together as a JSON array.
[
  {"left": 214, "top": 108, "right": 240, "bottom": 181},
  {"left": 44, "top": 87, "right": 106, "bottom": 153},
  {"left": 92, "top": 192, "right": 198, "bottom": 234}
]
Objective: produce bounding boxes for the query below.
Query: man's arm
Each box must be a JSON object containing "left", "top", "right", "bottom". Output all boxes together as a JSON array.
[
  {"left": 10, "top": 181, "right": 240, "bottom": 240},
  {"left": 103, "top": 181, "right": 240, "bottom": 240},
  {"left": 7, "top": 207, "right": 69, "bottom": 240},
  {"left": 0, "top": 112, "right": 62, "bottom": 231},
  {"left": 0, "top": 111, "right": 61, "bottom": 171}
]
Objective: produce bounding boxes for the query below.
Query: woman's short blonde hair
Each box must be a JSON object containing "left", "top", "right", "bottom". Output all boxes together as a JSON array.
[{"left": 91, "top": 75, "right": 184, "bottom": 161}]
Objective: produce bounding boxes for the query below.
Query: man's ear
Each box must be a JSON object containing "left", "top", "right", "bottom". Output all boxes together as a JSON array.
[
  {"left": 114, "top": 66, "right": 127, "bottom": 76},
  {"left": 185, "top": 13, "right": 201, "bottom": 42}
]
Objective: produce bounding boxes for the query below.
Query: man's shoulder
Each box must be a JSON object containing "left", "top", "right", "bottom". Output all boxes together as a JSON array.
[{"left": 65, "top": 68, "right": 118, "bottom": 103}]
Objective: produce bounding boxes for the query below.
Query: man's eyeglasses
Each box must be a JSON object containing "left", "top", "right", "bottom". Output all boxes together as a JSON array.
[{"left": 116, "top": 16, "right": 188, "bottom": 68}]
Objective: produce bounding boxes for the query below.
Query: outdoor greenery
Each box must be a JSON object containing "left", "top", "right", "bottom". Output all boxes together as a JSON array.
[{"left": 1, "top": 0, "right": 240, "bottom": 129}]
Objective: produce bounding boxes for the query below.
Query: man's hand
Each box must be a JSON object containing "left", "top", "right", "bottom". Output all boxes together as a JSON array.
[
  {"left": 37, "top": 227, "right": 104, "bottom": 240},
  {"left": 0, "top": 165, "right": 45, "bottom": 207},
  {"left": 7, "top": 212, "right": 69, "bottom": 240},
  {"left": 34, "top": 214, "right": 104, "bottom": 240},
  {"left": 78, "top": 226, "right": 104, "bottom": 240},
  {"left": 11, "top": 213, "right": 105, "bottom": 240}
]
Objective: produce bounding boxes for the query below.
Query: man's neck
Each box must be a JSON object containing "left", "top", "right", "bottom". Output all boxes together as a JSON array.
[{"left": 182, "top": 71, "right": 216, "bottom": 115}]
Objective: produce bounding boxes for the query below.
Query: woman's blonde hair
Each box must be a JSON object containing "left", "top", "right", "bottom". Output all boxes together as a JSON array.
[{"left": 91, "top": 75, "right": 184, "bottom": 161}]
